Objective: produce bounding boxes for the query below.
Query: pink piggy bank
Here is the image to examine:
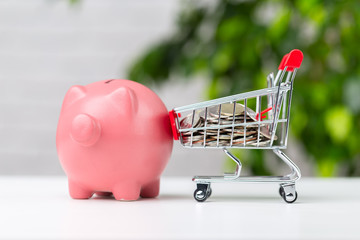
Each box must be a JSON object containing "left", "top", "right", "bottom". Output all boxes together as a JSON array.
[{"left": 56, "top": 79, "right": 173, "bottom": 200}]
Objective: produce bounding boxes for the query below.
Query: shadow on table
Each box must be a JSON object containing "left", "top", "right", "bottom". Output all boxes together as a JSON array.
[
  {"left": 89, "top": 194, "right": 190, "bottom": 202},
  {"left": 88, "top": 193, "right": 344, "bottom": 204},
  {"left": 159, "top": 193, "right": 340, "bottom": 204},
  {"left": 159, "top": 194, "right": 282, "bottom": 203}
]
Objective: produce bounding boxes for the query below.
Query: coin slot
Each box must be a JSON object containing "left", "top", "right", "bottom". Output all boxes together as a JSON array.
[{"left": 105, "top": 79, "right": 116, "bottom": 84}]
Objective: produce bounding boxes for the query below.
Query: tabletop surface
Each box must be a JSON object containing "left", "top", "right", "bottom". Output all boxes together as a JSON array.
[{"left": 0, "top": 176, "right": 359, "bottom": 240}]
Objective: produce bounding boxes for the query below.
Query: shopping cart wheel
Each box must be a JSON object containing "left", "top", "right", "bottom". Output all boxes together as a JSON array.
[
  {"left": 279, "top": 186, "right": 285, "bottom": 197},
  {"left": 279, "top": 185, "right": 298, "bottom": 203},
  {"left": 194, "top": 189, "right": 207, "bottom": 202},
  {"left": 194, "top": 183, "right": 210, "bottom": 202},
  {"left": 206, "top": 187, "right": 212, "bottom": 198}
]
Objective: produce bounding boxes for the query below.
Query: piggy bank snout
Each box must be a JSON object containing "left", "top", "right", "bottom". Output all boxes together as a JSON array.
[{"left": 71, "top": 114, "right": 101, "bottom": 147}]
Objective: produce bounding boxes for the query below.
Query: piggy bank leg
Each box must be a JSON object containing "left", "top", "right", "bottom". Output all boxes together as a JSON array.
[
  {"left": 68, "top": 180, "right": 94, "bottom": 199},
  {"left": 140, "top": 179, "right": 160, "bottom": 198},
  {"left": 95, "top": 192, "right": 113, "bottom": 197},
  {"left": 112, "top": 182, "right": 141, "bottom": 201}
]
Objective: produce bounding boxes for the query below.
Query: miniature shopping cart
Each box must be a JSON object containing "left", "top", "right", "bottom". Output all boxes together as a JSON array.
[{"left": 169, "top": 49, "right": 303, "bottom": 203}]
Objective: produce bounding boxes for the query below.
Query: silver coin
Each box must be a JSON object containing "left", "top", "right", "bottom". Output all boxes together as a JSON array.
[
  {"left": 246, "top": 140, "right": 271, "bottom": 146},
  {"left": 259, "top": 126, "right": 278, "bottom": 140},
  {"left": 179, "top": 112, "right": 203, "bottom": 129},
  {"left": 218, "top": 103, "right": 245, "bottom": 116},
  {"left": 180, "top": 103, "right": 278, "bottom": 145},
  {"left": 182, "top": 134, "right": 204, "bottom": 143}
]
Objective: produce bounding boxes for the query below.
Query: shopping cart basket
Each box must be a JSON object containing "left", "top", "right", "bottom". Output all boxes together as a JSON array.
[{"left": 169, "top": 49, "right": 303, "bottom": 203}]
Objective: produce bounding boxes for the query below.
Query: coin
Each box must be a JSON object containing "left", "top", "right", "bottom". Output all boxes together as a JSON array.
[
  {"left": 218, "top": 103, "right": 245, "bottom": 116},
  {"left": 180, "top": 112, "right": 202, "bottom": 129},
  {"left": 178, "top": 102, "right": 278, "bottom": 146}
]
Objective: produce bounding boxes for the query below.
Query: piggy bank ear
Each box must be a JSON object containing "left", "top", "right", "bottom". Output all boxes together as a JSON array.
[
  {"left": 71, "top": 114, "right": 101, "bottom": 147},
  {"left": 107, "top": 87, "right": 138, "bottom": 115},
  {"left": 62, "top": 85, "right": 86, "bottom": 110}
]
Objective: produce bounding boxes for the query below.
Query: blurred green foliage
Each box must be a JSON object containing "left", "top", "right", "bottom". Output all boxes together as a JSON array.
[
  {"left": 128, "top": 0, "right": 360, "bottom": 176},
  {"left": 68, "top": 0, "right": 80, "bottom": 5}
]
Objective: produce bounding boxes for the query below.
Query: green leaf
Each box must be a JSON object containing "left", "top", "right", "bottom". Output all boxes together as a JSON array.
[
  {"left": 343, "top": 77, "right": 360, "bottom": 113},
  {"left": 325, "top": 106, "right": 353, "bottom": 143},
  {"left": 317, "top": 158, "right": 337, "bottom": 177},
  {"left": 126, "top": 0, "right": 360, "bottom": 176}
]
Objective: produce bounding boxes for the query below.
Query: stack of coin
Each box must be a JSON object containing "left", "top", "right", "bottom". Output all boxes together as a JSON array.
[{"left": 179, "top": 103, "right": 277, "bottom": 147}]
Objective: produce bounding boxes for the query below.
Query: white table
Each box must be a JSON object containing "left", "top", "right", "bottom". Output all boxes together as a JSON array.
[{"left": 0, "top": 177, "right": 359, "bottom": 239}]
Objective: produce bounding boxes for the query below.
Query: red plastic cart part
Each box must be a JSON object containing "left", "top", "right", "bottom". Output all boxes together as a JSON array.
[
  {"left": 278, "top": 54, "right": 289, "bottom": 70},
  {"left": 278, "top": 49, "right": 303, "bottom": 71},
  {"left": 169, "top": 110, "right": 179, "bottom": 140},
  {"left": 255, "top": 107, "right": 272, "bottom": 121}
]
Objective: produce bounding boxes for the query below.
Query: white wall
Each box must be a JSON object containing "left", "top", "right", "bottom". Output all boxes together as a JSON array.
[
  {"left": 0, "top": 0, "right": 310, "bottom": 177},
  {"left": 0, "top": 0, "right": 225, "bottom": 176}
]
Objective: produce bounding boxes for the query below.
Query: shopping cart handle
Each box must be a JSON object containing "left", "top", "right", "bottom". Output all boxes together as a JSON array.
[
  {"left": 278, "top": 49, "right": 303, "bottom": 71},
  {"left": 278, "top": 54, "right": 289, "bottom": 71}
]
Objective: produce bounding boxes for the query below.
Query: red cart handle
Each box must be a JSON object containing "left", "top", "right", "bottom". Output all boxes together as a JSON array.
[{"left": 278, "top": 49, "right": 303, "bottom": 72}]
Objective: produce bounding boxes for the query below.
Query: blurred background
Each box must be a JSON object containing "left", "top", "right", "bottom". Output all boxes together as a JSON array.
[{"left": 0, "top": 0, "right": 359, "bottom": 177}]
